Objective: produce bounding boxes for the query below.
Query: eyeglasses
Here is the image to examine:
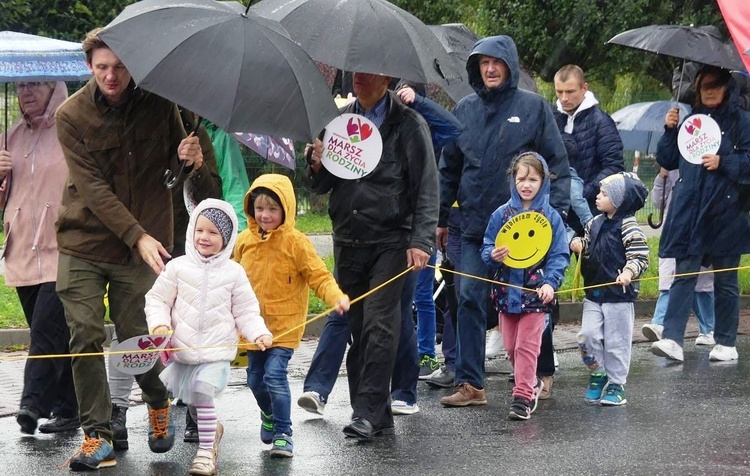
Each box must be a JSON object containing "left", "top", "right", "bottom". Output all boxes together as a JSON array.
[{"left": 17, "top": 82, "right": 46, "bottom": 91}]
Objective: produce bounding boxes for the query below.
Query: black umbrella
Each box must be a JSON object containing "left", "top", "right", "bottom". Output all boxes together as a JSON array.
[
  {"left": 608, "top": 25, "right": 747, "bottom": 72},
  {"left": 250, "top": 0, "right": 462, "bottom": 85},
  {"left": 98, "top": 0, "right": 339, "bottom": 141},
  {"left": 428, "top": 23, "right": 538, "bottom": 102}
]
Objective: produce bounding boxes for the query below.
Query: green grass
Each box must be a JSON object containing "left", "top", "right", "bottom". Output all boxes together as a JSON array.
[
  {"left": 296, "top": 213, "right": 332, "bottom": 233},
  {"left": 308, "top": 255, "right": 335, "bottom": 314},
  {"left": 0, "top": 274, "right": 25, "bottom": 328}
]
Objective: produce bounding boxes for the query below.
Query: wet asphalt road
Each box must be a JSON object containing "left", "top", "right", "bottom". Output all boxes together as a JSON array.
[{"left": 3, "top": 339, "right": 750, "bottom": 476}]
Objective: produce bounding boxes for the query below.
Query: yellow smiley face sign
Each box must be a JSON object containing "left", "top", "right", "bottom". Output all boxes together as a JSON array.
[{"left": 495, "top": 211, "right": 552, "bottom": 269}]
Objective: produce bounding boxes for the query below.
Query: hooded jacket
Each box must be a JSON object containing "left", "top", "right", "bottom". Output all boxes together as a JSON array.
[
  {"left": 480, "top": 154, "right": 569, "bottom": 314},
  {"left": 657, "top": 75, "right": 750, "bottom": 257},
  {"left": 439, "top": 35, "right": 570, "bottom": 241},
  {"left": 580, "top": 173, "right": 649, "bottom": 303},
  {"left": 145, "top": 198, "right": 270, "bottom": 364},
  {"left": 0, "top": 82, "right": 68, "bottom": 287},
  {"left": 308, "top": 91, "right": 438, "bottom": 255},
  {"left": 554, "top": 91, "right": 624, "bottom": 206},
  {"left": 234, "top": 174, "right": 347, "bottom": 349}
]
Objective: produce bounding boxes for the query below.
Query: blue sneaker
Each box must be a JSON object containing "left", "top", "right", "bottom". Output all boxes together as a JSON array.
[
  {"left": 600, "top": 383, "right": 627, "bottom": 406},
  {"left": 270, "top": 433, "right": 293, "bottom": 458},
  {"left": 260, "top": 411, "right": 274, "bottom": 444},
  {"left": 147, "top": 403, "right": 175, "bottom": 453},
  {"left": 69, "top": 432, "right": 116, "bottom": 470},
  {"left": 585, "top": 372, "right": 608, "bottom": 403}
]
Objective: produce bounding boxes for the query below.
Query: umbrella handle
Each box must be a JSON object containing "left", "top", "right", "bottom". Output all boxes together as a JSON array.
[
  {"left": 164, "top": 116, "right": 201, "bottom": 189},
  {"left": 647, "top": 183, "right": 668, "bottom": 229}
]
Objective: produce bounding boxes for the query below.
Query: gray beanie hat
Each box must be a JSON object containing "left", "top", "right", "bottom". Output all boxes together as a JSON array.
[
  {"left": 199, "top": 207, "right": 233, "bottom": 247},
  {"left": 600, "top": 173, "right": 626, "bottom": 209}
]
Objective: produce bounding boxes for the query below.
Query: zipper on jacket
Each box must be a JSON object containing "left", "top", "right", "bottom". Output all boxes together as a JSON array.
[
  {"left": 31, "top": 203, "right": 50, "bottom": 279},
  {"left": 199, "top": 260, "right": 210, "bottom": 361}
]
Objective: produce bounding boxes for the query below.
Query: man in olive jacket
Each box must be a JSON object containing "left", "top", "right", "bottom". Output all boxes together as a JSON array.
[
  {"left": 54, "top": 28, "right": 202, "bottom": 471},
  {"left": 307, "top": 72, "right": 438, "bottom": 439}
]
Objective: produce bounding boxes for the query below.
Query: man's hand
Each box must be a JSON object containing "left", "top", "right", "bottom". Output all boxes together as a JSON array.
[
  {"left": 702, "top": 154, "right": 721, "bottom": 171},
  {"left": 305, "top": 139, "right": 324, "bottom": 173},
  {"left": 665, "top": 107, "right": 680, "bottom": 128},
  {"left": 396, "top": 85, "right": 416, "bottom": 105},
  {"left": 0, "top": 150, "right": 12, "bottom": 180},
  {"left": 490, "top": 246, "right": 509, "bottom": 263},
  {"left": 151, "top": 325, "right": 171, "bottom": 335},
  {"left": 136, "top": 233, "right": 171, "bottom": 274},
  {"left": 436, "top": 227, "right": 448, "bottom": 253},
  {"left": 178, "top": 133, "right": 202, "bottom": 168},
  {"left": 407, "top": 248, "right": 430, "bottom": 270}
]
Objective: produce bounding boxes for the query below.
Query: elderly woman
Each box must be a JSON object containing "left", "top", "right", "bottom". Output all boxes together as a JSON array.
[
  {"left": 0, "top": 81, "right": 79, "bottom": 434},
  {"left": 651, "top": 66, "right": 750, "bottom": 363}
]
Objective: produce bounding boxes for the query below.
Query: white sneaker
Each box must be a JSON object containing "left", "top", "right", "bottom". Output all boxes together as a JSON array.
[
  {"left": 695, "top": 332, "right": 715, "bottom": 346},
  {"left": 485, "top": 328, "right": 504, "bottom": 359},
  {"left": 297, "top": 391, "right": 325, "bottom": 415},
  {"left": 651, "top": 339, "right": 684, "bottom": 362},
  {"left": 642, "top": 324, "right": 663, "bottom": 342},
  {"left": 709, "top": 344, "right": 739, "bottom": 362},
  {"left": 391, "top": 400, "right": 420, "bottom": 415}
]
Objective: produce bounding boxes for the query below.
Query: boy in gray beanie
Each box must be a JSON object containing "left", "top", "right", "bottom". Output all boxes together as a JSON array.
[{"left": 569, "top": 172, "right": 649, "bottom": 407}]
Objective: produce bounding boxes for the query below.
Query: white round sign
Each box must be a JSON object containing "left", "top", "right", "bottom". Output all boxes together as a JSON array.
[
  {"left": 109, "top": 334, "right": 171, "bottom": 375},
  {"left": 321, "top": 113, "right": 383, "bottom": 179},
  {"left": 677, "top": 114, "right": 722, "bottom": 165}
]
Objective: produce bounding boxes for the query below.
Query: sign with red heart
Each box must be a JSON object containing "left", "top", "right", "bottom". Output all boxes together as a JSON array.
[
  {"left": 110, "top": 334, "right": 172, "bottom": 376},
  {"left": 677, "top": 114, "right": 721, "bottom": 165},
  {"left": 321, "top": 113, "right": 383, "bottom": 180}
]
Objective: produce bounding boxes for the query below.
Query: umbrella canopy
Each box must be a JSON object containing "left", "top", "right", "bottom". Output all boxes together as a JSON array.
[
  {"left": 0, "top": 31, "right": 91, "bottom": 82},
  {"left": 608, "top": 25, "right": 747, "bottom": 72},
  {"left": 611, "top": 101, "right": 692, "bottom": 154},
  {"left": 250, "top": 0, "right": 462, "bottom": 85},
  {"left": 98, "top": 0, "right": 339, "bottom": 141},
  {"left": 428, "top": 23, "right": 537, "bottom": 102}
]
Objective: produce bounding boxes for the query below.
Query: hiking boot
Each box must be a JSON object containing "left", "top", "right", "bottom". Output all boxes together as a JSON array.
[
  {"left": 189, "top": 448, "right": 216, "bottom": 475},
  {"left": 391, "top": 400, "right": 420, "bottom": 415},
  {"left": 147, "top": 403, "right": 175, "bottom": 453},
  {"left": 260, "top": 411, "right": 274, "bottom": 444},
  {"left": 651, "top": 339, "right": 684, "bottom": 362},
  {"left": 418, "top": 354, "right": 441, "bottom": 380},
  {"left": 297, "top": 391, "right": 326, "bottom": 415},
  {"left": 600, "top": 383, "right": 627, "bottom": 406},
  {"left": 110, "top": 405, "right": 129, "bottom": 450},
  {"left": 69, "top": 432, "right": 116, "bottom": 471},
  {"left": 530, "top": 377, "right": 544, "bottom": 413},
  {"left": 39, "top": 414, "right": 80, "bottom": 433},
  {"left": 426, "top": 367, "right": 455, "bottom": 388},
  {"left": 585, "top": 372, "right": 608, "bottom": 403},
  {"left": 269, "top": 433, "right": 294, "bottom": 458},
  {"left": 641, "top": 323, "right": 663, "bottom": 342},
  {"left": 485, "top": 328, "right": 504, "bottom": 359},
  {"left": 709, "top": 344, "right": 739, "bottom": 362},
  {"left": 538, "top": 375, "right": 553, "bottom": 400},
  {"left": 440, "top": 382, "right": 487, "bottom": 407},
  {"left": 695, "top": 332, "right": 715, "bottom": 346},
  {"left": 16, "top": 407, "right": 39, "bottom": 435},
  {"left": 184, "top": 409, "right": 199, "bottom": 443},
  {"left": 508, "top": 397, "right": 531, "bottom": 420}
]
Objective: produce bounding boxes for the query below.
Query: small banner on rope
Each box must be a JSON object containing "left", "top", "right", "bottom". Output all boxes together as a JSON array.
[{"left": 109, "top": 334, "right": 171, "bottom": 375}]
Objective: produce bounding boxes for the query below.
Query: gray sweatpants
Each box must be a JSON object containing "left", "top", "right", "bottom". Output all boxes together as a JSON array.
[{"left": 577, "top": 299, "right": 634, "bottom": 385}]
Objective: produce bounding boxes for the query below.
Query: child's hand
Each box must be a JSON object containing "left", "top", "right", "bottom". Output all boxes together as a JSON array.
[
  {"left": 616, "top": 269, "right": 633, "bottom": 287},
  {"left": 255, "top": 334, "right": 273, "bottom": 351},
  {"left": 570, "top": 238, "right": 583, "bottom": 254},
  {"left": 490, "top": 246, "right": 509, "bottom": 263},
  {"left": 537, "top": 284, "right": 555, "bottom": 304},
  {"left": 334, "top": 296, "right": 350, "bottom": 315},
  {"left": 151, "top": 325, "right": 171, "bottom": 335}
]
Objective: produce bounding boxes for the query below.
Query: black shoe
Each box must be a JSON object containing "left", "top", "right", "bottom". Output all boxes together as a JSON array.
[
  {"left": 343, "top": 417, "right": 395, "bottom": 439},
  {"left": 184, "top": 410, "right": 199, "bottom": 442},
  {"left": 110, "top": 405, "right": 129, "bottom": 450},
  {"left": 426, "top": 368, "right": 455, "bottom": 388},
  {"left": 39, "top": 414, "right": 81, "bottom": 433},
  {"left": 17, "top": 407, "right": 39, "bottom": 435}
]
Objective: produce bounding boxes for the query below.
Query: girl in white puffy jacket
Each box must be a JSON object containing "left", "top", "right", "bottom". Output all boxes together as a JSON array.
[{"left": 146, "top": 198, "right": 271, "bottom": 475}]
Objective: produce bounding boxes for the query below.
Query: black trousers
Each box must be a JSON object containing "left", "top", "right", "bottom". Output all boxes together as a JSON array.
[
  {"left": 337, "top": 244, "right": 406, "bottom": 431},
  {"left": 536, "top": 302, "right": 558, "bottom": 377},
  {"left": 17, "top": 282, "right": 77, "bottom": 418}
]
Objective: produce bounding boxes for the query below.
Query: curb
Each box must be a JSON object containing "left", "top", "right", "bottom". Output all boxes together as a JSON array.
[{"left": 3, "top": 297, "right": 749, "bottom": 348}]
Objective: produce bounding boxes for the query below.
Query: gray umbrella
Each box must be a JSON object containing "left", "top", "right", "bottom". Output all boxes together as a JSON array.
[
  {"left": 250, "top": 0, "right": 462, "bottom": 85},
  {"left": 98, "top": 0, "right": 339, "bottom": 141}
]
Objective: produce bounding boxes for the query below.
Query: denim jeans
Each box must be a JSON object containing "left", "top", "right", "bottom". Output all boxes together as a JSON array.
[
  {"left": 247, "top": 347, "right": 294, "bottom": 436},
  {"left": 652, "top": 289, "right": 715, "bottom": 335},
  {"left": 663, "top": 255, "right": 739, "bottom": 346},
  {"left": 415, "top": 251, "right": 438, "bottom": 357},
  {"left": 570, "top": 168, "right": 594, "bottom": 227},
  {"left": 454, "top": 238, "right": 490, "bottom": 388}
]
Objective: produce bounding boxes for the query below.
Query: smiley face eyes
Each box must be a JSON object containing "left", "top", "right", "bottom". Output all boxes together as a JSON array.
[
  {"left": 512, "top": 230, "right": 536, "bottom": 240},
  {"left": 528, "top": 230, "right": 535, "bottom": 238}
]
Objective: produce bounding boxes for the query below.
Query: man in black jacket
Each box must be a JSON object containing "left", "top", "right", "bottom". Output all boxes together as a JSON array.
[{"left": 307, "top": 72, "right": 438, "bottom": 439}]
